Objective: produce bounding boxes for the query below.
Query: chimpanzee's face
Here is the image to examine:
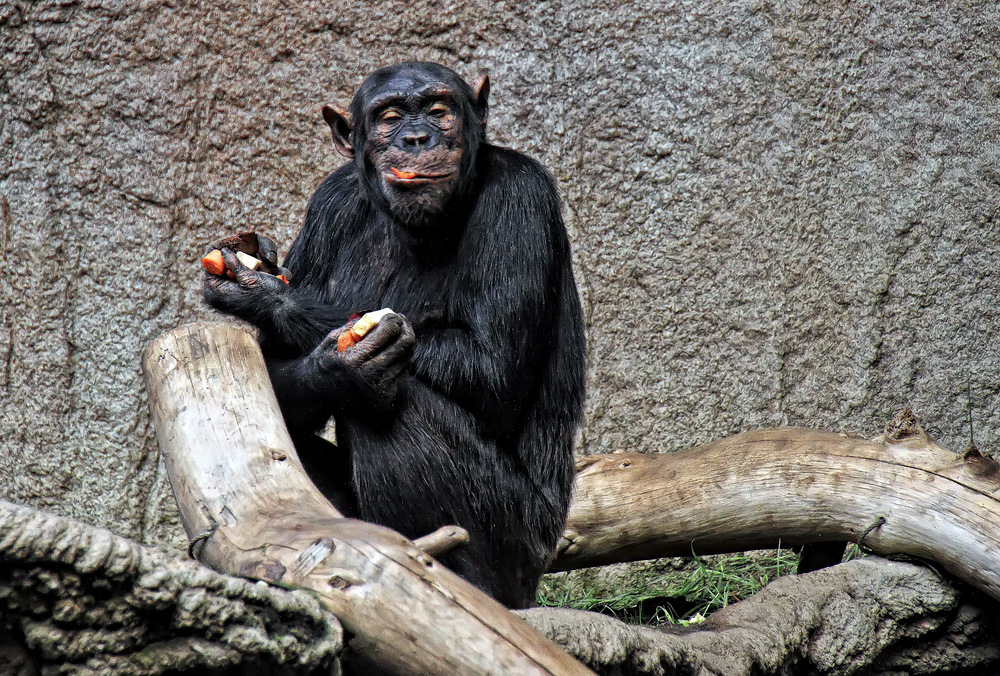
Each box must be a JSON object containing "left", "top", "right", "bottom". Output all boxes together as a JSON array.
[{"left": 361, "top": 70, "right": 467, "bottom": 226}]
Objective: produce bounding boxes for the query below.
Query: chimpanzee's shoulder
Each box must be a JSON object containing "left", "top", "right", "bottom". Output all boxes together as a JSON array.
[
  {"left": 480, "top": 144, "right": 558, "bottom": 195},
  {"left": 312, "top": 162, "right": 360, "bottom": 199}
]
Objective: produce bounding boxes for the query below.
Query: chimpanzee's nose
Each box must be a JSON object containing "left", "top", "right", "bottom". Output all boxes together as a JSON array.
[{"left": 402, "top": 131, "right": 430, "bottom": 148}]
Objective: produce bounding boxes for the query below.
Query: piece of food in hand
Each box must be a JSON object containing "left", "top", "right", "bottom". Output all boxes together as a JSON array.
[
  {"left": 235, "top": 250, "right": 262, "bottom": 271},
  {"left": 202, "top": 247, "right": 290, "bottom": 285},
  {"left": 201, "top": 249, "right": 240, "bottom": 279},
  {"left": 337, "top": 308, "right": 395, "bottom": 351},
  {"left": 201, "top": 250, "right": 226, "bottom": 276},
  {"left": 212, "top": 231, "right": 283, "bottom": 275}
]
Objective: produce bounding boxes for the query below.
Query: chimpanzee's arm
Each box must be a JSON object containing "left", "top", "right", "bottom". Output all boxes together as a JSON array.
[
  {"left": 411, "top": 151, "right": 566, "bottom": 435},
  {"left": 263, "top": 170, "right": 380, "bottom": 355}
]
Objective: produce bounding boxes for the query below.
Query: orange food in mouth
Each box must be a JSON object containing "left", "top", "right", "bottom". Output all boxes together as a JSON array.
[{"left": 390, "top": 167, "right": 418, "bottom": 179}]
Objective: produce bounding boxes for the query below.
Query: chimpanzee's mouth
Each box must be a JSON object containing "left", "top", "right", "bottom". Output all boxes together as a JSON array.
[{"left": 385, "top": 167, "right": 455, "bottom": 186}]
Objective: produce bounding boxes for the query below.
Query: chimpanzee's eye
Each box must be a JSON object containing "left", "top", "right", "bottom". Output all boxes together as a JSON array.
[
  {"left": 379, "top": 108, "right": 403, "bottom": 123},
  {"left": 427, "top": 103, "right": 450, "bottom": 118}
]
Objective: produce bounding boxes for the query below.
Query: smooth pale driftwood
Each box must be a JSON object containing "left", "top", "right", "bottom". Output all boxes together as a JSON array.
[
  {"left": 554, "top": 425, "right": 1000, "bottom": 601},
  {"left": 142, "top": 322, "right": 591, "bottom": 676},
  {"left": 413, "top": 524, "right": 470, "bottom": 557}
]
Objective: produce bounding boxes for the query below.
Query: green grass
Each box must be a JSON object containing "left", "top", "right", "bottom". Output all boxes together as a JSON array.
[{"left": 537, "top": 548, "right": 799, "bottom": 626}]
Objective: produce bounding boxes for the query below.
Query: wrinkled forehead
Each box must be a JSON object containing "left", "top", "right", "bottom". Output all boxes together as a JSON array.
[{"left": 355, "top": 64, "right": 467, "bottom": 112}]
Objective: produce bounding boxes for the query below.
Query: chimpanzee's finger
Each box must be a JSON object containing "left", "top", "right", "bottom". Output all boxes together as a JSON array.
[
  {"left": 221, "top": 248, "right": 275, "bottom": 288},
  {"left": 397, "top": 314, "right": 415, "bottom": 350},
  {"left": 364, "top": 320, "right": 414, "bottom": 372},
  {"left": 220, "top": 248, "right": 243, "bottom": 270},
  {"left": 384, "top": 317, "right": 415, "bottom": 361},
  {"left": 316, "top": 319, "right": 360, "bottom": 354},
  {"left": 220, "top": 248, "right": 255, "bottom": 284},
  {"left": 256, "top": 234, "right": 280, "bottom": 266}
]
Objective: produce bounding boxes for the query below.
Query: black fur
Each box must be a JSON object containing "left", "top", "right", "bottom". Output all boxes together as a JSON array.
[{"left": 238, "top": 64, "right": 585, "bottom": 608}]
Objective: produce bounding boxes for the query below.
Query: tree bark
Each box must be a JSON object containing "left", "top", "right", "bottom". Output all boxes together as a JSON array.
[
  {"left": 555, "top": 421, "right": 1000, "bottom": 601},
  {"left": 142, "top": 322, "right": 591, "bottom": 676},
  {"left": 0, "top": 498, "right": 343, "bottom": 675},
  {"left": 522, "top": 557, "right": 1000, "bottom": 676}
]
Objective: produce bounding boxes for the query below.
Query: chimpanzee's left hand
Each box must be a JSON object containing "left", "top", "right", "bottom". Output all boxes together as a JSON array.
[
  {"left": 202, "top": 247, "right": 291, "bottom": 328},
  {"left": 302, "top": 312, "right": 415, "bottom": 412}
]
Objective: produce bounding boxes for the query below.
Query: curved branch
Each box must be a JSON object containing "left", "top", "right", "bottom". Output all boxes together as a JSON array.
[{"left": 555, "top": 422, "right": 1000, "bottom": 601}]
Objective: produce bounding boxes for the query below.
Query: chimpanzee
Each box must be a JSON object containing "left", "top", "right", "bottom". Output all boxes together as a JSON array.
[{"left": 203, "top": 62, "right": 585, "bottom": 608}]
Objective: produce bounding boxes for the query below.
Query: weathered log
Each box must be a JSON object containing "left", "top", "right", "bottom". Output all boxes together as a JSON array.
[
  {"left": 5, "top": 495, "right": 997, "bottom": 676},
  {"left": 142, "top": 322, "right": 591, "bottom": 676},
  {"left": 554, "top": 420, "right": 1000, "bottom": 601},
  {"left": 523, "top": 558, "right": 1000, "bottom": 676}
]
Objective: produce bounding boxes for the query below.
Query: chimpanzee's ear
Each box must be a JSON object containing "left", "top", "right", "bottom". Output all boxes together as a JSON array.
[
  {"left": 472, "top": 74, "right": 490, "bottom": 130},
  {"left": 322, "top": 104, "right": 354, "bottom": 158}
]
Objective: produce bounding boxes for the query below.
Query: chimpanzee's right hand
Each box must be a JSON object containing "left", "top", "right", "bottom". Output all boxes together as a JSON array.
[
  {"left": 202, "top": 246, "right": 291, "bottom": 328},
  {"left": 302, "top": 313, "right": 415, "bottom": 412}
]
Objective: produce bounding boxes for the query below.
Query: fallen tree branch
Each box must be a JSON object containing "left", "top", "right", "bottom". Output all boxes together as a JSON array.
[
  {"left": 140, "top": 321, "right": 1000, "bottom": 672},
  {"left": 142, "top": 322, "right": 591, "bottom": 676},
  {"left": 555, "top": 419, "right": 1000, "bottom": 602},
  {"left": 5, "top": 496, "right": 997, "bottom": 676}
]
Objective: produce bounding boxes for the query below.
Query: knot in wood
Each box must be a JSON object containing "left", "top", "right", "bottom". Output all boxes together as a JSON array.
[
  {"left": 557, "top": 530, "right": 584, "bottom": 557},
  {"left": 237, "top": 559, "right": 287, "bottom": 582},
  {"left": 327, "top": 570, "right": 364, "bottom": 590},
  {"left": 883, "top": 408, "right": 922, "bottom": 441}
]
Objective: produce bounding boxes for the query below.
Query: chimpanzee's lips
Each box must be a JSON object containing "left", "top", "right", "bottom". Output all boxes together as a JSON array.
[{"left": 386, "top": 167, "right": 455, "bottom": 185}]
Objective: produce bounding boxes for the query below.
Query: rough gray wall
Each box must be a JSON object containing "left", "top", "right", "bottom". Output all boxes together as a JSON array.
[{"left": 1, "top": 0, "right": 998, "bottom": 551}]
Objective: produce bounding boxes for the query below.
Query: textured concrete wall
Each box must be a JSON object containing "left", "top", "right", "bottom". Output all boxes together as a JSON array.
[{"left": 2, "top": 0, "right": 998, "bottom": 551}]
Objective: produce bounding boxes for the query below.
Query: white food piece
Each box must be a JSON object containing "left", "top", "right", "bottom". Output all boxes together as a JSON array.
[
  {"left": 235, "top": 250, "right": 262, "bottom": 271},
  {"left": 352, "top": 308, "right": 395, "bottom": 338}
]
